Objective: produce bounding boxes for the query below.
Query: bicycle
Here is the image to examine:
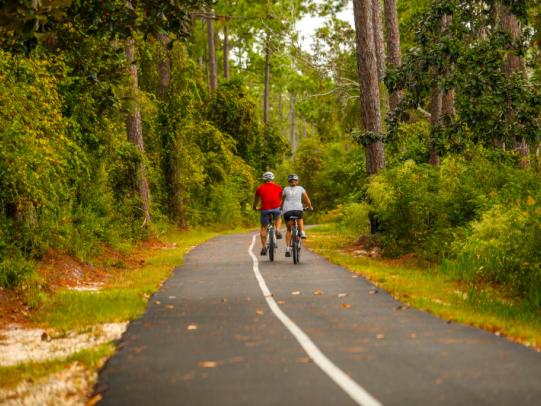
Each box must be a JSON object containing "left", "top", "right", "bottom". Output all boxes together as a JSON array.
[
  {"left": 256, "top": 209, "right": 278, "bottom": 261},
  {"left": 266, "top": 212, "right": 277, "bottom": 262},
  {"left": 288, "top": 208, "right": 312, "bottom": 265}
]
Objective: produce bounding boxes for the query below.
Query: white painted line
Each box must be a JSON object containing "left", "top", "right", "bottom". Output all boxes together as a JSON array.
[{"left": 248, "top": 235, "right": 382, "bottom": 406}]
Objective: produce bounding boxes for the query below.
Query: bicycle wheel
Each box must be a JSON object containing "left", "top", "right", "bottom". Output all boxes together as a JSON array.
[
  {"left": 268, "top": 227, "right": 275, "bottom": 262},
  {"left": 292, "top": 226, "right": 299, "bottom": 264}
]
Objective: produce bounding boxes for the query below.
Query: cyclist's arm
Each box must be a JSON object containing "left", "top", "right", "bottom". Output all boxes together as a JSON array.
[
  {"left": 252, "top": 193, "right": 260, "bottom": 210},
  {"left": 302, "top": 191, "right": 313, "bottom": 210}
]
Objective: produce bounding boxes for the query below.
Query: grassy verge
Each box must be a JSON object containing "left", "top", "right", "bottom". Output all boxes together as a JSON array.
[
  {"left": 34, "top": 228, "right": 226, "bottom": 330},
  {"left": 0, "top": 343, "right": 115, "bottom": 389},
  {"left": 305, "top": 224, "right": 541, "bottom": 351},
  {"left": 1, "top": 227, "right": 247, "bottom": 392}
]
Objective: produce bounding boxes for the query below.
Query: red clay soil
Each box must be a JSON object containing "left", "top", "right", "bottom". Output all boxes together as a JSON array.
[
  {"left": 0, "top": 239, "right": 173, "bottom": 329},
  {"left": 0, "top": 287, "right": 32, "bottom": 328}
]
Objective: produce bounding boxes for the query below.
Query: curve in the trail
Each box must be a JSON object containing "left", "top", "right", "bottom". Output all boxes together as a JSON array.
[
  {"left": 248, "top": 235, "right": 381, "bottom": 406},
  {"left": 95, "top": 232, "right": 541, "bottom": 406}
]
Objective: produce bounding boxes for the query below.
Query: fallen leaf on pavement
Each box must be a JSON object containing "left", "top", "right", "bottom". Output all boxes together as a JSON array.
[
  {"left": 165, "top": 304, "right": 175, "bottom": 309},
  {"left": 338, "top": 293, "right": 347, "bottom": 298},
  {"left": 168, "top": 296, "right": 176, "bottom": 299},
  {"left": 409, "top": 333, "right": 417, "bottom": 339},
  {"left": 187, "top": 324, "right": 198, "bottom": 331},
  {"left": 199, "top": 361, "right": 218, "bottom": 368},
  {"left": 352, "top": 275, "right": 359, "bottom": 278},
  {"left": 296, "top": 357, "right": 311, "bottom": 364},
  {"left": 154, "top": 301, "right": 161, "bottom": 305},
  {"left": 86, "top": 394, "right": 102, "bottom": 406},
  {"left": 291, "top": 291, "right": 301, "bottom": 295},
  {"left": 255, "top": 309, "right": 264, "bottom": 316},
  {"left": 376, "top": 334, "right": 385, "bottom": 340},
  {"left": 313, "top": 289, "right": 323, "bottom": 296},
  {"left": 369, "top": 289, "right": 378, "bottom": 295},
  {"left": 341, "top": 303, "right": 351, "bottom": 309},
  {"left": 277, "top": 300, "right": 286, "bottom": 305}
]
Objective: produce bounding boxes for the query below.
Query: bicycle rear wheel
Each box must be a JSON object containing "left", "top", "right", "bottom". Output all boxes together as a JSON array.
[
  {"left": 268, "top": 227, "right": 275, "bottom": 262},
  {"left": 292, "top": 226, "right": 299, "bottom": 264}
]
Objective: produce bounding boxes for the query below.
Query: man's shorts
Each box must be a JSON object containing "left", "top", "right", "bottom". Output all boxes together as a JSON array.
[
  {"left": 283, "top": 210, "right": 303, "bottom": 222},
  {"left": 260, "top": 208, "right": 281, "bottom": 225}
]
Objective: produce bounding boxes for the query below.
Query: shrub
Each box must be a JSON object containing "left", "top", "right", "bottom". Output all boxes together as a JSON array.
[
  {"left": 337, "top": 203, "right": 371, "bottom": 235},
  {"left": 451, "top": 200, "right": 541, "bottom": 306}
]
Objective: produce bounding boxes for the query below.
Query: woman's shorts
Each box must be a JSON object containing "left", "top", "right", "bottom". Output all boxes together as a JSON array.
[
  {"left": 260, "top": 208, "right": 281, "bottom": 225},
  {"left": 283, "top": 210, "right": 303, "bottom": 222}
]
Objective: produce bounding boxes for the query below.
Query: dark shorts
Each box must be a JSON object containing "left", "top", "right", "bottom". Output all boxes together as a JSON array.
[
  {"left": 284, "top": 210, "right": 303, "bottom": 222},
  {"left": 260, "top": 208, "right": 281, "bottom": 225}
]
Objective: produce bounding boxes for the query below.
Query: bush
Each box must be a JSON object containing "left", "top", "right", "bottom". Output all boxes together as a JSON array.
[
  {"left": 0, "top": 257, "right": 35, "bottom": 289},
  {"left": 451, "top": 201, "right": 541, "bottom": 306},
  {"left": 337, "top": 203, "right": 371, "bottom": 235}
]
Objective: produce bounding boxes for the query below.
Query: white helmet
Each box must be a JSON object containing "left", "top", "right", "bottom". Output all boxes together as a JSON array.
[{"left": 262, "top": 171, "right": 275, "bottom": 181}]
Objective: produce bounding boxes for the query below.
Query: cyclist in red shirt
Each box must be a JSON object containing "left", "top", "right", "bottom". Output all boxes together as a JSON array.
[{"left": 253, "top": 171, "right": 283, "bottom": 256}]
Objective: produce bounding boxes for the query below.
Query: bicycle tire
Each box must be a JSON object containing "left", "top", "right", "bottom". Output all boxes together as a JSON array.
[
  {"left": 292, "top": 225, "right": 299, "bottom": 264},
  {"left": 268, "top": 227, "right": 275, "bottom": 262}
]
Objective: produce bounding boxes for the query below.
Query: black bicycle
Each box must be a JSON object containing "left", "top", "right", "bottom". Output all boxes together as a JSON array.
[
  {"left": 288, "top": 208, "right": 312, "bottom": 265},
  {"left": 265, "top": 211, "right": 277, "bottom": 262}
]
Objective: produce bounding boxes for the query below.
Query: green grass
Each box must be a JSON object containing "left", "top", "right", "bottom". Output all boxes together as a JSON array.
[
  {"left": 0, "top": 342, "right": 115, "bottom": 389},
  {"left": 1, "top": 227, "right": 250, "bottom": 392},
  {"left": 305, "top": 224, "right": 541, "bottom": 350},
  {"left": 34, "top": 228, "right": 222, "bottom": 330}
]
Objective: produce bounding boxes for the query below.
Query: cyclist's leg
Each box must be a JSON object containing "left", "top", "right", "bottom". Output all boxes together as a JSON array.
[
  {"left": 260, "top": 225, "right": 267, "bottom": 246},
  {"left": 274, "top": 210, "right": 282, "bottom": 234},
  {"left": 260, "top": 210, "right": 270, "bottom": 249}
]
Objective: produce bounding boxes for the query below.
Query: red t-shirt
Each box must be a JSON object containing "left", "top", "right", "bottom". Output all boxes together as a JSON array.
[{"left": 256, "top": 182, "right": 283, "bottom": 210}]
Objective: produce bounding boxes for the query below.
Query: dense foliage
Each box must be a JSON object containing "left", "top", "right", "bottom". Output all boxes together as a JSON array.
[{"left": 1, "top": 0, "right": 541, "bottom": 313}]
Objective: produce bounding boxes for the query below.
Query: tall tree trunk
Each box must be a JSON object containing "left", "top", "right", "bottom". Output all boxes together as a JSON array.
[
  {"left": 223, "top": 23, "right": 230, "bottom": 80},
  {"left": 263, "top": 34, "right": 271, "bottom": 125},
  {"left": 441, "top": 15, "right": 455, "bottom": 118},
  {"left": 157, "top": 33, "right": 172, "bottom": 99},
  {"left": 278, "top": 91, "right": 284, "bottom": 136},
  {"left": 429, "top": 14, "right": 455, "bottom": 167},
  {"left": 353, "top": 0, "right": 385, "bottom": 176},
  {"left": 157, "top": 35, "right": 185, "bottom": 226},
  {"left": 289, "top": 92, "right": 297, "bottom": 152},
  {"left": 125, "top": 39, "right": 151, "bottom": 226},
  {"left": 384, "top": 0, "right": 402, "bottom": 110},
  {"left": 207, "top": 13, "right": 217, "bottom": 92},
  {"left": 498, "top": 3, "right": 529, "bottom": 167},
  {"left": 429, "top": 72, "right": 442, "bottom": 166},
  {"left": 372, "top": 0, "right": 385, "bottom": 81}
]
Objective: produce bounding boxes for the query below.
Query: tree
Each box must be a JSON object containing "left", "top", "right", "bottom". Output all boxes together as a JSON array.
[
  {"left": 497, "top": 2, "right": 530, "bottom": 166},
  {"left": 353, "top": 0, "right": 385, "bottom": 176},
  {"left": 384, "top": 0, "right": 402, "bottom": 110},
  {"left": 207, "top": 10, "right": 218, "bottom": 92}
]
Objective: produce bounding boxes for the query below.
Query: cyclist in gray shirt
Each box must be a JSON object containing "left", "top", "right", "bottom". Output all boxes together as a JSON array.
[{"left": 280, "top": 174, "right": 313, "bottom": 257}]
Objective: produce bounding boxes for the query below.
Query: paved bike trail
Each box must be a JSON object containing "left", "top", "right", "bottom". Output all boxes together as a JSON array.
[{"left": 96, "top": 232, "right": 541, "bottom": 405}]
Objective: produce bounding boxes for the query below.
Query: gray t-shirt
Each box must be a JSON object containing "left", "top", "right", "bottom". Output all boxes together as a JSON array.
[{"left": 282, "top": 186, "right": 305, "bottom": 212}]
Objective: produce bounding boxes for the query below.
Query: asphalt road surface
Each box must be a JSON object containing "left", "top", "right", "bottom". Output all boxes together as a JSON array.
[{"left": 96, "top": 232, "right": 541, "bottom": 405}]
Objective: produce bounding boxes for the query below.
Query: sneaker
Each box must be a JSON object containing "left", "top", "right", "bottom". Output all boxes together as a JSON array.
[
  {"left": 300, "top": 231, "right": 307, "bottom": 239},
  {"left": 285, "top": 249, "right": 291, "bottom": 257},
  {"left": 260, "top": 247, "right": 267, "bottom": 256},
  {"left": 276, "top": 231, "right": 283, "bottom": 239}
]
